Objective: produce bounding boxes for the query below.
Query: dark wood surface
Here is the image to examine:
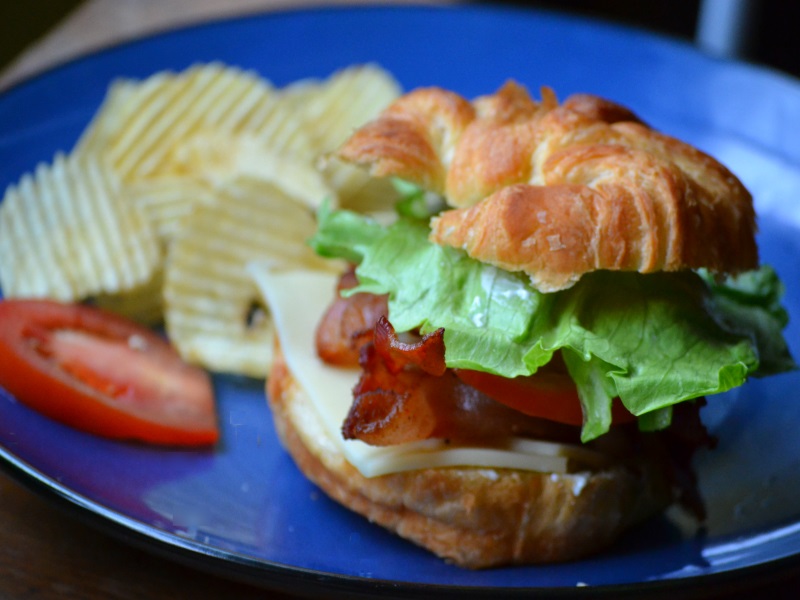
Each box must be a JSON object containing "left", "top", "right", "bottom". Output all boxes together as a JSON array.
[{"left": 0, "top": 470, "right": 286, "bottom": 599}]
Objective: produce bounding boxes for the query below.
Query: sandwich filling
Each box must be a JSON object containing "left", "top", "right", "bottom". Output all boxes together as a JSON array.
[{"left": 310, "top": 200, "right": 794, "bottom": 439}]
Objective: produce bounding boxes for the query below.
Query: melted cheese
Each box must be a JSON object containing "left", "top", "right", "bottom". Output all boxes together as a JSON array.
[{"left": 249, "top": 261, "right": 587, "bottom": 478}]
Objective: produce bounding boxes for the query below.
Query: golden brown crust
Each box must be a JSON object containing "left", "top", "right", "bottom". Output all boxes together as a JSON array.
[
  {"left": 336, "top": 86, "right": 475, "bottom": 195},
  {"left": 336, "top": 81, "right": 757, "bottom": 291},
  {"left": 267, "top": 344, "right": 674, "bottom": 568}
]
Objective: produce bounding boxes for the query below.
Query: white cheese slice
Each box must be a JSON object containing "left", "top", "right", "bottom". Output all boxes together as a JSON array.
[{"left": 249, "top": 261, "right": 588, "bottom": 478}]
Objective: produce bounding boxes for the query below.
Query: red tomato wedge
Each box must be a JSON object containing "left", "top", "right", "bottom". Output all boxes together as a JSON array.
[
  {"left": 455, "top": 368, "right": 636, "bottom": 427},
  {"left": 0, "top": 299, "right": 218, "bottom": 446}
]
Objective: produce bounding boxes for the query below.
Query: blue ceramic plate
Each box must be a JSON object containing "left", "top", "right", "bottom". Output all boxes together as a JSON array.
[{"left": 1, "top": 5, "right": 800, "bottom": 598}]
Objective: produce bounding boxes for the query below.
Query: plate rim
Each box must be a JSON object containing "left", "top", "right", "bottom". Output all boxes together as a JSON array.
[{"left": 4, "top": 443, "right": 800, "bottom": 599}]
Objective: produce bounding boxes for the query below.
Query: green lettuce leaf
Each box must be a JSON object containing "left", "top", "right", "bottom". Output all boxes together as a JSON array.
[
  {"left": 309, "top": 207, "right": 795, "bottom": 441},
  {"left": 699, "top": 266, "right": 795, "bottom": 375}
]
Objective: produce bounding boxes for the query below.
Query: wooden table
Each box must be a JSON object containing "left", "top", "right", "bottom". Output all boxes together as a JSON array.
[
  {"left": 0, "top": 471, "right": 275, "bottom": 598},
  {"left": 1, "top": 1, "right": 799, "bottom": 598}
]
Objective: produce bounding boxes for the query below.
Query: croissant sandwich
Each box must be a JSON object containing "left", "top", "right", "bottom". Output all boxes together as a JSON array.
[{"left": 256, "top": 81, "right": 795, "bottom": 568}]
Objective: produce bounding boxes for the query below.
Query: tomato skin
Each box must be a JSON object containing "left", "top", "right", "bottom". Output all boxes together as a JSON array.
[
  {"left": 0, "top": 299, "right": 218, "bottom": 446},
  {"left": 454, "top": 368, "right": 635, "bottom": 427}
]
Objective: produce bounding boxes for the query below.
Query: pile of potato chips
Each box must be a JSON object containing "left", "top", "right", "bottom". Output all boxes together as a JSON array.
[{"left": 0, "top": 62, "right": 401, "bottom": 377}]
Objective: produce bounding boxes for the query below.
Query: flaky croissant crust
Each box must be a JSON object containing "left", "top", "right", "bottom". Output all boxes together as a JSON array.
[{"left": 336, "top": 81, "right": 757, "bottom": 291}]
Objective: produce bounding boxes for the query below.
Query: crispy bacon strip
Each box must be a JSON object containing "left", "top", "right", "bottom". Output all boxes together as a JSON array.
[
  {"left": 342, "top": 341, "right": 444, "bottom": 445},
  {"left": 342, "top": 318, "right": 579, "bottom": 446},
  {"left": 373, "top": 316, "right": 447, "bottom": 376},
  {"left": 315, "top": 268, "right": 388, "bottom": 367}
]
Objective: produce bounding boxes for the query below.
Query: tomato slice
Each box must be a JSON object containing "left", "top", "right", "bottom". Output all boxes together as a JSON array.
[
  {"left": 0, "top": 299, "right": 218, "bottom": 446},
  {"left": 454, "top": 367, "right": 635, "bottom": 427}
]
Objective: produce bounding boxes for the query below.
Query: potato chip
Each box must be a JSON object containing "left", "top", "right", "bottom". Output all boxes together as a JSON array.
[
  {"left": 77, "top": 78, "right": 140, "bottom": 154},
  {"left": 230, "top": 89, "right": 318, "bottom": 164},
  {"left": 124, "top": 176, "right": 217, "bottom": 246},
  {"left": 163, "top": 175, "right": 334, "bottom": 376},
  {"left": 286, "top": 64, "right": 402, "bottom": 204},
  {"left": 291, "top": 64, "right": 401, "bottom": 153},
  {"left": 76, "top": 63, "right": 316, "bottom": 183},
  {"left": 165, "top": 131, "right": 336, "bottom": 209},
  {"left": 0, "top": 153, "right": 161, "bottom": 301}
]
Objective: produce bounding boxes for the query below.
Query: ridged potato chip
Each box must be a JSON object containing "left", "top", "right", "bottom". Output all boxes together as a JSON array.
[
  {"left": 77, "top": 78, "right": 139, "bottom": 154},
  {"left": 124, "top": 176, "right": 217, "bottom": 247},
  {"left": 165, "top": 131, "right": 335, "bottom": 210},
  {"left": 288, "top": 64, "right": 402, "bottom": 202},
  {"left": 0, "top": 153, "right": 161, "bottom": 301},
  {"left": 291, "top": 64, "right": 401, "bottom": 153},
  {"left": 163, "top": 175, "right": 334, "bottom": 377},
  {"left": 76, "top": 63, "right": 316, "bottom": 183}
]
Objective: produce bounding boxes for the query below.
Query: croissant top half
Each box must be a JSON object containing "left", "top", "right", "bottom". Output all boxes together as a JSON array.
[{"left": 336, "top": 81, "right": 757, "bottom": 291}]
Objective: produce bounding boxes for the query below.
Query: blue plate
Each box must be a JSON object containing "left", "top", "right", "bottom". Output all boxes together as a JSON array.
[{"left": 1, "top": 5, "right": 800, "bottom": 597}]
